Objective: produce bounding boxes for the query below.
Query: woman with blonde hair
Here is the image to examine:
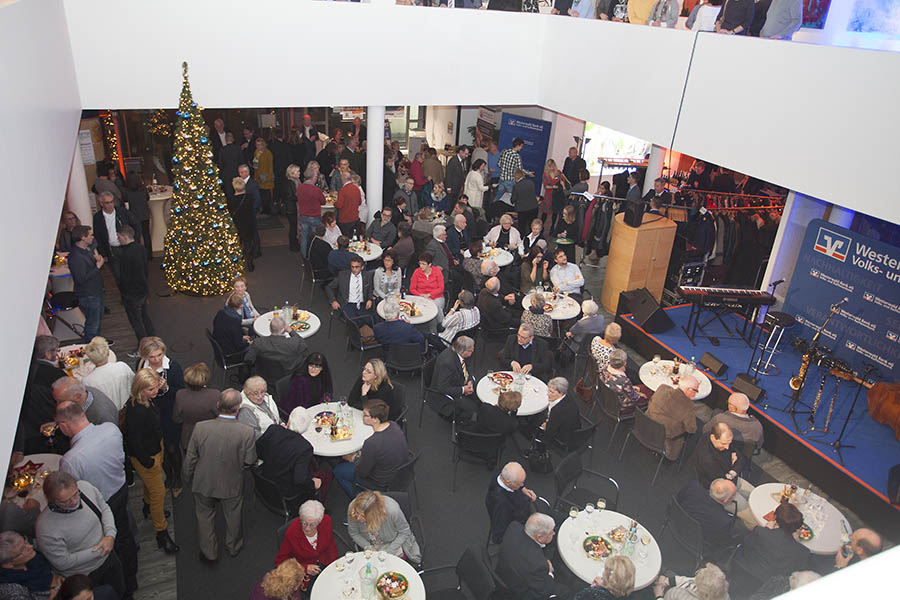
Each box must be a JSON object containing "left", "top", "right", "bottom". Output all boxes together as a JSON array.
[
  {"left": 591, "top": 322, "right": 622, "bottom": 372},
  {"left": 284, "top": 164, "right": 301, "bottom": 252},
  {"left": 347, "top": 359, "right": 399, "bottom": 421},
  {"left": 227, "top": 275, "right": 260, "bottom": 328},
  {"left": 542, "top": 158, "right": 565, "bottom": 230},
  {"left": 82, "top": 336, "right": 134, "bottom": 411},
  {"left": 124, "top": 368, "right": 179, "bottom": 554},
  {"left": 347, "top": 491, "right": 421, "bottom": 564},
  {"left": 574, "top": 555, "right": 636, "bottom": 599},
  {"left": 249, "top": 558, "right": 306, "bottom": 600}
]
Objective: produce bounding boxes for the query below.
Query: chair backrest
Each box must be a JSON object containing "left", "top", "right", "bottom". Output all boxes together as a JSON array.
[
  {"left": 345, "top": 318, "right": 364, "bottom": 348},
  {"left": 205, "top": 328, "right": 227, "bottom": 369},
  {"left": 276, "top": 518, "right": 293, "bottom": 548},
  {"left": 566, "top": 418, "right": 596, "bottom": 454},
  {"left": 454, "top": 324, "right": 480, "bottom": 343},
  {"left": 384, "top": 343, "right": 424, "bottom": 370},
  {"left": 251, "top": 466, "right": 289, "bottom": 520},
  {"left": 423, "top": 356, "right": 438, "bottom": 389},
  {"left": 382, "top": 491, "right": 412, "bottom": 523},
  {"left": 253, "top": 354, "right": 286, "bottom": 389},
  {"left": 388, "top": 451, "right": 420, "bottom": 493},
  {"left": 554, "top": 451, "right": 584, "bottom": 500},
  {"left": 576, "top": 334, "right": 594, "bottom": 357},
  {"left": 457, "top": 429, "right": 506, "bottom": 459},
  {"left": 274, "top": 374, "right": 293, "bottom": 404},
  {"left": 666, "top": 495, "right": 704, "bottom": 560},
  {"left": 299, "top": 254, "right": 313, "bottom": 279},
  {"left": 456, "top": 546, "right": 495, "bottom": 600},
  {"left": 632, "top": 408, "right": 668, "bottom": 456},
  {"left": 598, "top": 383, "right": 622, "bottom": 419},
  {"left": 457, "top": 268, "right": 476, "bottom": 292}
]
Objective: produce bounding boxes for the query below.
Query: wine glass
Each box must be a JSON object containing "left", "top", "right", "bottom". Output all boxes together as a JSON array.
[
  {"left": 568, "top": 506, "right": 579, "bottom": 520},
  {"left": 584, "top": 503, "right": 595, "bottom": 520},
  {"left": 344, "top": 551, "right": 356, "bottom": 566},
  {"left": 596, "top": 498, "right": 607, "bottom": 513},
  {"left": 653, "top": 354, "right": 661, "bottom": 365},
  {"left": 377, "top": 551, "right": 387, "bottom": 563}
]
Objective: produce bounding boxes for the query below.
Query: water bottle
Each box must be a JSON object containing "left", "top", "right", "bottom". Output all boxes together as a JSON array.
[
  {"left": 688, "top": 356, "right": 696, "bottom": 375},
  {"left": 284, "top": 301, "right": 290, "bottom": 320},
  {"left": 152, "top": 173, "right": 158, "bottom": 186},
  {"left": 359, "top": 561, "right": 378, "bottom": 600}
]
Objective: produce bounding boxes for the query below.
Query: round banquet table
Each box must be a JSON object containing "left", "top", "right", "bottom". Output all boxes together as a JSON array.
[
  {"left": 638, "top": 360, "right": 712, "bottom": 401},
  {"left": 3, "top": 454, "right": 62, "bottom": 510},
  {"left": 311, "top": 550, "right": 425, "bottom": 600},
  {"left": 252, "top": 308, "right": 321, "bottom": 338},
  {"left": 476, "top": 372, "right": 549, "bottom": 416},
  {"left": 558, "top": 510, "right": 662, "bottom": 591},
  {"left": 521, "top": 292, "right": 581, "bottom": 320},
  {"left": 748, "top": 483, "right": 851, "bottom": 555},
  {"left": 349, "top": 241, "right": 383, "bottom": 263},
  {"left": 465, "top": 247, "right": 514, "bottom": 267},
  {"left": 376, "top": 295, "right": 438, "bottom": 326},
  {"left": 58, "top": 344, "right": 118, "bottom": 380},
  {"left": 302, "top": 402, "right": 373, "bottom": 458}
]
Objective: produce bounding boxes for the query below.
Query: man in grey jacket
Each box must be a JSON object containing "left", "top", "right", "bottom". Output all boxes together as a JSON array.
[
  {"left": 759, "top": 0, "right": 803, "bottom": 40},
  {"left": 183, "top": 389, "right": 257, "bottom": 561}
]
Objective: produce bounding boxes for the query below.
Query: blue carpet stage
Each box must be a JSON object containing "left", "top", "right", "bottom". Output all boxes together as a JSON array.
[{"left": 618, "top": 303, "right": 900, "bottom": 531}]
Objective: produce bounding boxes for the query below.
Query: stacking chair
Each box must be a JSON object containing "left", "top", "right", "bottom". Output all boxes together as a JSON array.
[
  {"left": 250, "top": 465, "right": 303, "bottom": 523},
  {"left": 387, "top": 451, "right": 421, "bottom": 508},
  {"left": 392, "top": 382, "right": 409, "bottom": 433},
  {"left": 571, "top": 334, "right": 594, "bottom": 382},
  {"left": 451, "top": 424, "right": 505, "bottom": 492},
  {"left": 298, "top": 254, "right": 332, "bottom": 305},
  {"left": 421, "top": 356, "right": 456, "bottom": 428},
  {"left": 659, "top": 495, "right": 707, "bottom": 571},
  {"left": 205, "top": 328, "right": 246, "bottom": 388},
  {"left": 274, "top": 373, "right": 293, "bottom": 407},
  {"left": 550, "top": 415, "right": 599, "bottom": 461},
  {"left": 619, "top": 408, "right": 687, "bottom": 487},
  {"left": 384, "top": 343, "right": 426, "bottom": 392},
  {"left": 476, "top": 326, "right": 515, "bottom": 366},
  {"left": 598, "top": 382, "right": 635, "bottom": 451},
  {"left": 553, "top": 451, "right": 620, "bottom": 512},
  {"left": 419, "top": 546, "right": 495, "bottom": 600},
  {"left": 344, "top": 318, "right": 382, "bottom": 366},
  {"left": 251, "top": 354, "right": 286, "bottom": 393},
  {"left": 381, "top": 490, "right": 425, "bottom": 568}
]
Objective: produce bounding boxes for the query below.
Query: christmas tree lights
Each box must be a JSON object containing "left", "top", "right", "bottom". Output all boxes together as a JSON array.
[{"left": 162, "top": 62, "right": 244, "bottom": 296}]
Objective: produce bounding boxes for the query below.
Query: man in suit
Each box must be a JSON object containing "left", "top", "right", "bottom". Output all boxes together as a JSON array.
[
  {"left": 240, "top": 127, "right": 256, "bottom": 164},
  {"left": 308, "top": 224, "right": 334, "bottom": 277},
  {"left": 430, "top": 336, "right": 477, "bottom": 420},
  {"left": 499, "top": 324, "right": 553, "bottom": 382},
  {"left": 255, "top": 411, "right": 324, "bottom": 510},
  {"left": 182, "top": 389, "right": 257, "bottom": 562},
  {"left": 444, "top": 145, "right": 469, "bottom": 203},
  {"left": 477, "top": 278, "right": 516, "bottom": 332},
  {"left": 299, "top": 114, "right": 318, "bottom": 142},
  {"left": 496, "top": 514, "right": 567, "bottom": 600},
  {"left": 486, "top": 461, "right": 541, "bottom": 544},
  {"left": 115, "top": 225, "right": 155, "bottom": 342},
  {"left": 218, "top": 132, "right": 243, "bottom": 194},
  {"left": 268, "top": 132, "right": 291, "bottom": 207},
  {"left": 539, "top": 377, "right": 580, "bottom": 450},
  {"left": 374, "top": 301, "right": 426, "bottom": 353},
  {"left": 676, "top": 479, "right": 748, "bottom": 559},
  {"left": 426, "top": 225, "right": 455, "bottom": 273},
  {"left": 702, "top": 392, "right": 764, "bottom": 452},
  {"left": 325, "top": 256, "right": 374, "bottom": 322},
  {"left": 446, "top": 214, "right": 469, "bottom": 263},
  {"left": 625, "top": 171, "right": 643, "bottom": 201},
  {"left": 237, "top": 164, "right": 262, "bottom": 214},
  {"left": 562, "top": 146, "right": 586, "bottom": 185},
  {"left": 646, "top": 376, "right": 699, "bottom": 460},
  {"left": 730, "top": 502, "right": 810, "bottom": 596},
  {"left": 643, "top": 177, "right": 672, "bottom": 208},
  {"left": 244, "top": 316, "right": 310, "bottom": 377},
  {"left": 694, "top": 422, "right": 753, "bottom": 510},
  {"left": 92, "top": 191, "right": 138, "bottom": 285},
  {"left": 511, "top": 170, "right": 539, "bottom": 235},
  {"left": 209, "top": 118, "right": 231, "bottom": 163},
  {"left": 212, "top": 293, "right": 252, "bottom": 359},
  {"left": 17, "top": 336, "right": 69, "bottom": 454}
]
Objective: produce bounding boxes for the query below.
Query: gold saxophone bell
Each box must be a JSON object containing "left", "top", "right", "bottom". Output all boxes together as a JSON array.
[{"left": 789, "top": 376, "right": 802, "bottom": 390}]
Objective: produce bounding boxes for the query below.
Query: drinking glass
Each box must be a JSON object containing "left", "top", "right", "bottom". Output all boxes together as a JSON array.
[
  {"left": 569, "top": 506, "right": 579, "bottom": 520},
  {"left": 596, "top": 498, "right": 607, "bottom": 513},
  {"left": 377, "top": 551, "right": 387, "bottom": 563},
  {"left": 345, "top": 551, "right": 356, "bottom": 566},
  {"left": 653, "top": 354, "right": 661, "bottom": 365}
]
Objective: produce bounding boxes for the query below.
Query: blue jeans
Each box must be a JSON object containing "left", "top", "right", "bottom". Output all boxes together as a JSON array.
[
  {"left": 78, "top": 295, "right": 105, "bottom": 342},
  {"left": 299, "top": 215, "right": 321, "bottom": 257},
  {"left": 333, "top": 461, "right": 363, "bottom": 497},
  {"left": 496, "top": 179, "right": 515, "bottom": 204}
]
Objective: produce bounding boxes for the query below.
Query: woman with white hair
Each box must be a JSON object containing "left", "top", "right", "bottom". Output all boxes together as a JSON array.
[
  {"left": 652, "top": 562, "right": 730, "bottom": 600},
  {"left": 598, "top": 349, "right": 648, "bottom": 415},
  {"left": 238, "top": 376, "right": 283, "bottom": 438},
  {"left": 82, "top": 336, "right": 135, "bottom": 411},
  {"left": 565, "top": 299, "right": 605, "bottom": 353},
  {"left": 484, "top": 213, "right": 522, "bottom": 251},
  {"left": 256, "top": 407, "right": 331, "bottom": 506},
  {"left": 347, "top": 491, "right": 421, "bottom": 564},
  {"left": 274, "top": 499, "right": 338, "bottom": 588}
]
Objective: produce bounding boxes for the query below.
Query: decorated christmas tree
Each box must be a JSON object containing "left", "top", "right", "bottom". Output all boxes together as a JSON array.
[{"left": 163, "top": 63, "right": 244, "bottom": 295}]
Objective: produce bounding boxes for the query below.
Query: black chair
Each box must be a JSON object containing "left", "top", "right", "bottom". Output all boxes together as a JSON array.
[
  {"left": 451, "top": 424, "right": 505, "bottom": 492},
  {"left": 251, "top": 466, "right": 302, "bottom": 523},
  {"left": 345, "top": 317, "right": 382, "bottom": 366},
  {"left": 553, "top": 451, "right": 620, "bottom": 512},
  {"left": 276, "top": 518, "right": 292, "bottom": 548},
  {"left": 453, "top": 324, "right": 480, "bottom": 343},
  {"left": 205, "top": 328, "right": 246, "bottom": 388},
  {"left": 387, "top": 451, "right": 421, "bottom": 508},
  {"left": 476, "top": 326, "right": 515, "bottom": 366},
  {"left": 619, "top": 408, "right": 687, "bottom": 487},
  {"left": 392, "top": 382, "right": 409, "bottom": 433},
  {"left": 550, "top": 415, "right": 599, "bottom": 460},
  {"left": 420, "top": 356, "right": 456, "bottom": 428},
  {"left": 384, "top": 343, "right": 426, "bottom": 392},
  {"left": 598, "top": 382, "right": 635, "bottom": 451},
  {"left": 251, "top": 354, "right": 286, "bottom": 393},
  {"left": 571, "top": 334, "right": 594, "bottom": 383},
  {"left": 298, "top": 254, "right": 332, "bottom": 305},
  {"left": 659, "top": 495, "right": 706, "bottom": 571},
  {"left": 420, "top": 546, "right": 495, "bottom": 600},
  {"left": 274, "top": 373, "right": 293, "bottom": 406}
]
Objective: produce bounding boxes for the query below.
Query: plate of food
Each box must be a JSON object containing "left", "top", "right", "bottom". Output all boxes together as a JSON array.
[
  {"left": 583, "top": 536, "right": 613, "bottom": 560},
  {"left": 375, "top": 571, "right": 408, "bottom": 599},
  {"left": 543, "top": 303, "right": 554, "bottom": 312},
  {"left": 608, "top": 526, "right": 627, "bottom": 543},
  {"left": 488, "top": 372, "right": 514, "bottom": 386},
  {"left": 398, "top": 301, "right": 420, "bottom": 317},
  {"left": 289, "top": 320, "right": 311, "bottom": 332},
  {"left": 797, "top": 524, "right": 814, "bottom": 541},
  {"left": 313, "top": 411, "right": 335, "bottom": 430}
]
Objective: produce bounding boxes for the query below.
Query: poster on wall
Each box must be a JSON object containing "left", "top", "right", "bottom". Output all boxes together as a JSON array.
[
  {"left": 476, "top": 107, "right": 501, "bottom": 145},
  {"left": 847, "top": 0, "right": 900, "bottom": 35},
  {"left": 783, "top": 219, "right": 899, "bottom": 383},
  {"left": 498, "top": 112, "right": 552, "bottom": 195},
  {"left": 802, "top": 0, "right": 832, "bottom": 29}
]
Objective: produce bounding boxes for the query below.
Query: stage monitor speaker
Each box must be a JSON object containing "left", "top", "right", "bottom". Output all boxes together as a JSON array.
[
  {"left": 623, "top": 200, "right": 645, "bottom": 227},
  {"left": 700, "top": 352, "right": 728, "bottom": 377},
  {"left": 618, "top": 288, "right": 675, "bottom": 333},
  {"left": 733, "top": 373, "right": 765, "bottom": 403}
]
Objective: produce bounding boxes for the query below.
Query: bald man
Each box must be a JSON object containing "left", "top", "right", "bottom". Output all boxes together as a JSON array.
[
  {"left": 485, "top": 462, "right": 539, "bottom": 544},
  {"left": 52, "top": 376, "right": 118, "bottom": 427},
  {"left": 703, "top": 392, "right": 764, "bottom": 451},
  {"left": 834, "top": 527, "right": 883, "bottom": 570},
  {"left": 676, "top": 478, "right": 748, "bottom": 558}
]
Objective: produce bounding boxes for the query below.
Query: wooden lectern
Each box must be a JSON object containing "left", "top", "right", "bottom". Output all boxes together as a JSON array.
[{"left": 600, "top": 212, "right": 676, "bottom": 314}]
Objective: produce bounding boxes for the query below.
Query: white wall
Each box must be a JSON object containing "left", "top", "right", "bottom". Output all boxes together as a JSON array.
[
  {"left": 0, "top": 0, "right": 83, "bottom": 460},
  {"left": 425, "top": 106, "right": 459, "bottom": 151},
  {"left": 767, "top": 192, "right": 829, "bottom": 305}
]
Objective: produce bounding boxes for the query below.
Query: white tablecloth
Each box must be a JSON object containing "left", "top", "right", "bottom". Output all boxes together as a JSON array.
[
  {"left": 521, "top": 292, "right": 581, "bottom": 320},
  {"left": 476, "top": 371, "right": 548, "bottom": 416},
  {"left": 558, "top": 510, "right": 662, "bottom": 591},
  {"left": 465, "top": 247, "right": 514, "bottom": 267},
  {"left": 252, "top": 309, "right": 322, "bottom": 338},
  {"left": 58, "top": 344, "right": 118, "bottom": 380},
  {"left": 748, "top": 483, "right": 850, "bottom": 555},
  {"left": 349, "top": 241, "right": 383, "bottom": 263},
  {"left": 3, "top": 454, "right": 62, "bottom": 510},
  {"left": 638, "top": 360, "right": 712, "bottom": 401},
  {"left": 302, "top": 402, "right": 373, "bottom": 458},
  {"left": 376, "top": 295, "right": 438, "bottom": 326},
  {"left": 311, "top": 551, "right": 425, "bottom": 600}
]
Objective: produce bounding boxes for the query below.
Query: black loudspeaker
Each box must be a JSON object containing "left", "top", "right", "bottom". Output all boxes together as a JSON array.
[
  {"left": 733, "top": 373, "right": 765, "bottom": 403},
  {"left": 700, "top": 352, "right": 728, "bottom": 377},
  {"left": 618, "top": 289, "right": 675, "bottom": 333},
  {"left": 623, "top": 200, "right": 645, "bottom": 227},
  {"left": 888, "top": 464, "right": 900, "bottom": 505}
]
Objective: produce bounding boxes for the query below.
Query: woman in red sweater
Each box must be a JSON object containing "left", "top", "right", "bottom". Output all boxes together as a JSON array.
[
  {"left": 409, "top": 251, "right": 445, "bottom": 327},
  {"left": 274, "top": 500, "right": 338, "bottom": 591}
]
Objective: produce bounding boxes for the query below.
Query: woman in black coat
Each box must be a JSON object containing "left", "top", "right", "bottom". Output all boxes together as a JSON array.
[
  {"left": 347, "top": 359, "right": 401, "bottom": 422},
  {"left": 471, "top": 390, "right": 520, "bottom": 436},
  {"left": 229, "top": 177, "right": 258, "bottom": 270},
  {"left": 123, "top": 172, "right": 152, "bottom": 252}
]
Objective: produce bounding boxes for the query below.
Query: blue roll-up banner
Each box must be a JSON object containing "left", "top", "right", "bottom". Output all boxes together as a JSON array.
[
  {"left": 498, "top": 112, "right": 552, "bottom": 195},
  {"left": 783, "top": 219, "right": 899, "bottom": 382}
]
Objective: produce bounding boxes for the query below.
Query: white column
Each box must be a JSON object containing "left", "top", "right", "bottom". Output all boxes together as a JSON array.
[
  {"left": 827, "top": 204, "right": 856, "bottom": 229},
  {"left": 365, "top": 105, "right": 385, "bottom": 225},
  {"left": 642, "top": 144, "right": 666, "bottom": 195},
  {"left": 66, "top": 140, "right": 93, "bottom": 225}
]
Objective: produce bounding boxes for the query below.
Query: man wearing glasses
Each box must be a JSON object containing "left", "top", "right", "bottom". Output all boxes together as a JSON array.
[{"left": 645, "top": 375, "right": 700, "bottom": 461}]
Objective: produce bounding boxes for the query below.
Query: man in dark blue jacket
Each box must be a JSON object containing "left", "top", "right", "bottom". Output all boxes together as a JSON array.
[{"left": 374, "top": 302, "right": 425, "bottom": 353}]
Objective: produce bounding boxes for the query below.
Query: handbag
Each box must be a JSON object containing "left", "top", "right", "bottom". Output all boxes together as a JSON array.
[{"left": 527, "top": 434, "right": 553, "bottom": 474}]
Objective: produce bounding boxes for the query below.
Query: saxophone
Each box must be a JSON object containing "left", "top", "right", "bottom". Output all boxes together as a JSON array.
[
  {"left": 789, "top": 300, "right": 843, "bottom": 398},
  {"left": 790, "top": 353, "right": 811, "bottom": 392}
]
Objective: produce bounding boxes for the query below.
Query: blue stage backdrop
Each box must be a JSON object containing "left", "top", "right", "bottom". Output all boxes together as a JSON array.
[
  {"left": 783, "top": 219, "right": 900, "bottom": 382},
  {"left": 498, "top": 112, "right": 552, "bottom": 195}
]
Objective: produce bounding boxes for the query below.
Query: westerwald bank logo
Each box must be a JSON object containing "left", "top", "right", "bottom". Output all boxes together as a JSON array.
[
  {"left": 845, "top": 340, "right": 857, "bottom": 351},
  {"left": 813, "top": 227, "right": 851, "bottom": 262}
]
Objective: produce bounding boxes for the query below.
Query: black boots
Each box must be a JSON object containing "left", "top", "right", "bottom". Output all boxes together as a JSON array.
[{"left": 156, "top": 530, "right": 179, "bottom": 554}]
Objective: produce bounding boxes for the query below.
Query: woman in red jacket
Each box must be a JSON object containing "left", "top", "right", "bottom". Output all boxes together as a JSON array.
[
  {"left": 409, "top": 251, "right": 445, "bottom": 327},
  {"left": 274, "top": 500, "right": 338, "bottom": 591}
]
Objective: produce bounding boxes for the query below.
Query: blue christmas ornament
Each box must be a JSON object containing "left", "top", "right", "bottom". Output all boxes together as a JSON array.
[
  {"left": 200, "top": 137, "right": 208, "bottom": 144},
  {"left": 207, "top": 168, "right": 214, "bottom": 175},
  {"left": 172, "top": 156, "right": 180, "bottom": 164}
]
